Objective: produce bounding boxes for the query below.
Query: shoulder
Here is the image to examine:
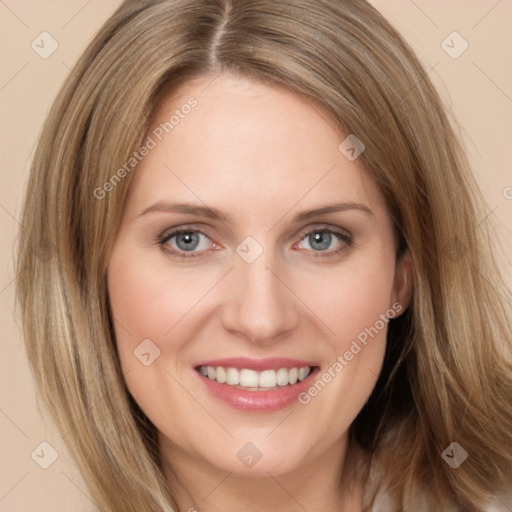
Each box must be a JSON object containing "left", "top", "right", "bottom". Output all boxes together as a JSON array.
[
  {"left": 363, "top": 454, "right": 512, "bottom": 511},
  {"left": 366, "top": 485, "right": 512, "bottom": 512},
  {"left": 480, "top": 488, "right": 512, "bottom": 512}
]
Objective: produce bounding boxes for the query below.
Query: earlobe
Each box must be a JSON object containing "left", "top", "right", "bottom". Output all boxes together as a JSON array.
[{"left": 392, "top": 249, "right": 414, "bottom": 314}]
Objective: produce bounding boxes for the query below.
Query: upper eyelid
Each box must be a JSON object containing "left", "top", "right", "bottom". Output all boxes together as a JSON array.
[
  {"left": 161, "top": 227, "right": 209, "bottom": 239},
  {"left": 160, "top": 223, "right": 352, "bottom": 250},
  {"left": 295, "top": 224, "right": 352, "bottom": 238}
]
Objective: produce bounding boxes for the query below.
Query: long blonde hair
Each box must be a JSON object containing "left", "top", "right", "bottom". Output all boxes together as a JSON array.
[{"left": 16, "top": 0, "right": 512, "bottom": 510}]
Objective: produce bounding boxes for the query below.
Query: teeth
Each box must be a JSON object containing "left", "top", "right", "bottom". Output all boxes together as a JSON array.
[
  {"left": 216, "top": 366, "right": 227, "bottom": 384},
  {"left": 226, "top": 367, "right": 240, "bottom": 385},
  {"left": 276, "top": 368, "right": 289, "bottom": 386},
  {"left": 240, "top": 369, "right": 259, "bottom": 387},
  {"left": 259, "top": 370, "right": 276, "bottom": 388},
  {"left": 298, "top": 367, "right": 309, "bottom": 381},
  {"left": 199, "top": 365, "right": 312, "bottom": 389}
]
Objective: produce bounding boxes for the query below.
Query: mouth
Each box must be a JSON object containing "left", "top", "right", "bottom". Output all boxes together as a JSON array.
[
  {"left": 193, "top": 358, "right": 320, "bottom": 411},
  {"left": 196, "top": 365, "right": 315, "bottom": 391}
]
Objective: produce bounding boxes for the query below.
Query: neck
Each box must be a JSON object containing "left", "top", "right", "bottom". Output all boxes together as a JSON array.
[{"left": 159, "top": 435, "right": 366, "bottom": 512}]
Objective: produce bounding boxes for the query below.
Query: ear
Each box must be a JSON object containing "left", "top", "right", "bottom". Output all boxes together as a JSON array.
[{"left": 391, "top": 249, "right": 414, "bottom": 315}]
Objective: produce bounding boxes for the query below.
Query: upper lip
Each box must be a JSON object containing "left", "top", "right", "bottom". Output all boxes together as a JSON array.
[{"left": 195, "top": 357, "right": 318, "bottom": 372}]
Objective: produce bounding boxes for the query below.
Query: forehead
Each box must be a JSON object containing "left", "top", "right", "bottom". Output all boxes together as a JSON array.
[{"left": 123, "top": 72, "right": 387, "bottom": 224}]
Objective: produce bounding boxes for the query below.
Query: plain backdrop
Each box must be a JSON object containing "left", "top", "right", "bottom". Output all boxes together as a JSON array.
[{"left": 1, "top": 1, "right": 511, "bottom": 510}]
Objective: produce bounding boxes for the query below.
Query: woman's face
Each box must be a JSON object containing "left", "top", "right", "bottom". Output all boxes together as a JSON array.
[{"left": 107, "top": 72, "right": 412, "bottom": 478}]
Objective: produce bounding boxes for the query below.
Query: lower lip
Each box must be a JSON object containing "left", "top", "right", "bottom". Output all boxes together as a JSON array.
[{"left": 196, "top": 368, "right": 319, "bottom": 412}]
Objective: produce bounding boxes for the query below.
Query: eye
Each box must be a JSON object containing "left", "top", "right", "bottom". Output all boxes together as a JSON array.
[
  {"left": 156, "top": 225, "right": 353, "bottom": 260},
  {"left": 295, "top": 227, "right": 353, "bottom": 257},
  {"left": 158, "top": 228, "right": 217, "bottom": 258}
]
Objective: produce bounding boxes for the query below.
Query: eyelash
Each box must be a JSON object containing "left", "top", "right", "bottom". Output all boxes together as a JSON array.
[{"left": 156, "top": 225, "right": 354, "bottom": 261}]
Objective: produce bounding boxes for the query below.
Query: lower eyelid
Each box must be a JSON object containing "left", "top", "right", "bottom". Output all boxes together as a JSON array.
[{"left": 158, "top": 228, "right": 352, "bottom": 258}]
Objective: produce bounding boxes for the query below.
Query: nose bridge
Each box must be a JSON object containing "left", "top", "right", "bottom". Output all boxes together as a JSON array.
[{"left": 221, "top": 251, "right": 298, "bottom": 343}]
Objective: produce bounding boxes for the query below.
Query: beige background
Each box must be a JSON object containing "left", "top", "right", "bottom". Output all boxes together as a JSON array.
[{"left": 1, "top": 1, "right": 511, "bottom": 510}]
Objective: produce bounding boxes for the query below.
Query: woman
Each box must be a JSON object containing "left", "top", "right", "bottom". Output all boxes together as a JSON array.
[{"left": 16, "top": 0, "right": 512, "bottom": 510}]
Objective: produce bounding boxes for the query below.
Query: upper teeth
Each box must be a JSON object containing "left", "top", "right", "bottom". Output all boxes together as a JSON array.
[{"left": 199, "top": 366, "right": 312, "bottom": 388}]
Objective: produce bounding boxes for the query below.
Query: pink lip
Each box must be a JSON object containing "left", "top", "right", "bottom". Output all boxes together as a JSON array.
[
  {"left": 194, "top": 362, "right": 320, "bottom": 412},
  {"left": 194, "top": 357, "right": 316, "bottom": 371}
]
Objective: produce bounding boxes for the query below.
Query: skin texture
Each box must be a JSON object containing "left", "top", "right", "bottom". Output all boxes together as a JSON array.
[{"left": 107, "top": 72, "right": 413, "bottom": 512}]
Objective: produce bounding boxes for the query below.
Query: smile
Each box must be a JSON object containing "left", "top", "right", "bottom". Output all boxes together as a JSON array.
[
  {"left": 194, "top": 358, "right": 320, "bottom": 412},
  {"left": 198, "top": 365, "right": 312, "bottom": 390}
]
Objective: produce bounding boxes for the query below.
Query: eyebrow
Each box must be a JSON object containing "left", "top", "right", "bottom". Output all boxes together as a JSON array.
[{"left": 137, "top": 200, "right": 374, "bottom": 222}]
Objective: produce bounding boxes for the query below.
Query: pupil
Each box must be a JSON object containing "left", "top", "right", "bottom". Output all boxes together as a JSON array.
[
  {"left": 176, "top": 233, "right": 199, "bottom": 251},
  {"left": 310, "top": 231, "right": 331, "bottom": 251}
]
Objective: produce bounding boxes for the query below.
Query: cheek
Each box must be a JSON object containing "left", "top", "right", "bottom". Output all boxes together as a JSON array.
[
  {"left": 107, "top": 258, "right": 166, "bottom": 357},
  {"left": 298, "top": 249, "right": 397, "bottom": 352},
  {"left": 107, "top": 249, "right": 211, "bottom": 447},
  {"left": 290, "top": 251, "right": 396, "bottom": 421},
  {"left": 107, "top": 250, "right": 216, "bottom": 361}
]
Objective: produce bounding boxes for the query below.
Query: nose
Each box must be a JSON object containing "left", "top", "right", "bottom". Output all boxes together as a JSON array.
[{"left": 221, "top": 255, "right": 299, "bottom": 345}]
